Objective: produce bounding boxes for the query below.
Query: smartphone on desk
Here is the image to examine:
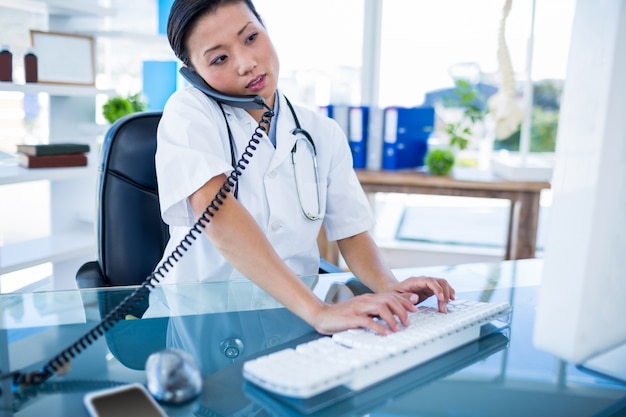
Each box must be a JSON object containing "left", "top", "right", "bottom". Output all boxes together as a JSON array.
[{"left": 84, "top": 383, "right": 167, "bottom": 417}]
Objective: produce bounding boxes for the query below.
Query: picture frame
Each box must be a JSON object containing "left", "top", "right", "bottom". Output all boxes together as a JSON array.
[{"left": 30, "top": 30, "right": 96, "bottom": 86}]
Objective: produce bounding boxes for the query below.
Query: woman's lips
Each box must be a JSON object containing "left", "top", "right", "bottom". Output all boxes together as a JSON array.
[{"left": 247, "top": 74, "right": 266, "bottom": 91}]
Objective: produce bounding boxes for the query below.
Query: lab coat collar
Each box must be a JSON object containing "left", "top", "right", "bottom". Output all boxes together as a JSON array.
[
  {"left": 220, "top": 92, "right": 298, "bottom": 172},
  {"left": 269, "top": 93, "right": 298, "bottom": 171}
]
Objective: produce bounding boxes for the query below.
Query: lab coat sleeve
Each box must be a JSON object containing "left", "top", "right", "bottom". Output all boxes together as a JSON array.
[
  {"left": 156, "top": 89, "right": 234, "bottom": 227},
  {"left": 322, "top": 120, "right": 375, "bottom": 241}
]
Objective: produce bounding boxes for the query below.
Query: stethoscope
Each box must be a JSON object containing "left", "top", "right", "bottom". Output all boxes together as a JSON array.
[{"left": 219, "top": 95, "right": 323, "bottom": 221}]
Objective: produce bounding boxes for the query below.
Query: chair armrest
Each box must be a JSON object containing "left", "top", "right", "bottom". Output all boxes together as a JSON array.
[
  {"left": 345, "top": 278, "right": 373, "bottom": 295},
  {"left": 76, "top": 261, "right": 107, "bottom": 289},
  {"left": 319, "top": 257, "right": 344, "bottom": 274}
]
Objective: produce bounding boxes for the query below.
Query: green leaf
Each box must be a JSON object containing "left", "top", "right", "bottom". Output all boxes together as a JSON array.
[{"left": 102, "top": 93, "right": 147, "bottom": 124}]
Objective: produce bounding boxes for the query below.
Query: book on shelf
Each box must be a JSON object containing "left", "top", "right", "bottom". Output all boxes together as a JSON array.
[
  {"left": 16, "top": 143, "right": 90, "bottom": 157},
  {"left": 18, "top": 152, "right": 88, "bottom": 169}
]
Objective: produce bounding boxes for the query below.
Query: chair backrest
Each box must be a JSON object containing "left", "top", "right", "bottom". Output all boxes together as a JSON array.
[{"left": 96, "top": 111, "right": 169, "bottom": 286}]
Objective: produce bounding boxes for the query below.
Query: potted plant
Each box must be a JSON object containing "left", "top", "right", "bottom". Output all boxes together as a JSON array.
[
  {"left": 424, "top": 148, "right": 455, "bottom": 176},
  {"left": 102, "top": 93, "right": 147, "bottom": 124},
  {"left": 425, "top": 79, "right": 486, "bottom": 176}
]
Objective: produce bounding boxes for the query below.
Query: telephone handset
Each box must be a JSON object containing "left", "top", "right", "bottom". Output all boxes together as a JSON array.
[
  {"left": 1, "top": 67, "right": 275, "bottom": 392},
  {"left": 179, "top": 66, "right": 266, "bottom": 110}
]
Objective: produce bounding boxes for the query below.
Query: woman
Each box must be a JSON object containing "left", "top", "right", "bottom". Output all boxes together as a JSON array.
[{"left": 155, "top": 0, "right": 455, "bottom": 335}]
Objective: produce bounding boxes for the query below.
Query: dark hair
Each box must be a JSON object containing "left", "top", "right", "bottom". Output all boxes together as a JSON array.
[{"left": 167, "top": 0, "right": 263, "bottom": 67}]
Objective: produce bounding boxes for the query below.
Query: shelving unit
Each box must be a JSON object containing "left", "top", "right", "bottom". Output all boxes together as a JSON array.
[
  {"left": 0, "top": 163, "right": 95, "bottom": 186},
  {"left": 0, "top": 99, "right": 102, "bottom": 282},
  {"left": 0, "top": 0, "right": 112, "bottom": 17},
  {"left": 1, "top": 230, "right": 96, "bottom": 276},
  {"left": 0, "top": 0, "right": 114, "bottom": 290},
  {"left": 0, "top": 81, "right": 114, "bottom": 97},
  {"left": 0, "top": 84, "right": 108, "bottom": 284},
  {"left": 37, "top": 0, "right": 112, "bottom": 17},
  {"left": 0, "top": 91, "right": 105, "bottom": 285},
  {"left": 0, "top": 163, "right": 98, "bottom": 275},
  {"left": 80, "top": 30, "right": 167, "bottom": 44}
]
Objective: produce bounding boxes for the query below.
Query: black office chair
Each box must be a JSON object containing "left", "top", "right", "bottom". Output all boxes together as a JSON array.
[
  {"left": 76, "top": 111, "right": 169, "bottom": 291},
  {"left": 74, "top": 111, "right": 168, "bottom": 369}
]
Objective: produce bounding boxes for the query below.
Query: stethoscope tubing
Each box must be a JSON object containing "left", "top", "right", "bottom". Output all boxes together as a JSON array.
[
  {"left": 222, "top": 95, "right": 323, "bottom": 221},
  {"left": 291, "top": 129, "right": 322, "bottom": 221}
]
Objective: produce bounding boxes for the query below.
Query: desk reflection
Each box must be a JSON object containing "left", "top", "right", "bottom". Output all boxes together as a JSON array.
[{"left": 1, "top": 260, "right": 624, "bottom": 417}]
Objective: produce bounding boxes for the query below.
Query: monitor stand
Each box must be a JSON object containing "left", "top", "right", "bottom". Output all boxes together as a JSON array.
[{"left": 577, "top": 342, "right": 626, "bottom": 384}]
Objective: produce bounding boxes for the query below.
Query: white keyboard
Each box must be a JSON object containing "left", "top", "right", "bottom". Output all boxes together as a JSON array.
[{"left": 243, "top": 299, "right": 511, "bottom": 399}]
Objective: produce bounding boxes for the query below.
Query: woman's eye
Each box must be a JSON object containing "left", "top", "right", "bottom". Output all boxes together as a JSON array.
[
  {"left": 210, "top": 55, "right": 227, "bottom": 65},
  {"left": 246, "top": 32, "right": 258, "bottom": 43}
]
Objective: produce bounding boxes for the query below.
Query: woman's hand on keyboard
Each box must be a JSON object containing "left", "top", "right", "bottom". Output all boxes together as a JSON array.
[
  {"left": 313, "top": 292, "right": 419, "bottom": 336},
  {"left": 390, "top": 276, "right": 456, "bottom": 313}
]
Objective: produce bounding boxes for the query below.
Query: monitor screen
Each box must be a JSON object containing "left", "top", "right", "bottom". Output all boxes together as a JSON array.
[{"left": 532, "top": 0, "right": 626, "bottom": 381}]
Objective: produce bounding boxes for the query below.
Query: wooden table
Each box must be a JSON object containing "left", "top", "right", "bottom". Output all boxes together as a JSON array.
[{"left": 353, "top": 168, "right": 551, "bottom": 261}]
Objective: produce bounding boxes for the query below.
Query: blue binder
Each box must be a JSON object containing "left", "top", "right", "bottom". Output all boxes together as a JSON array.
[
  {"left": 382, "top": 106, "right": 434, "bottom": 170},
  {"left": 319, "top": 105, "right": 350, "bottom": 137},
  {"left": 348, "top": 106, "right": 369, "bottom": 169}
]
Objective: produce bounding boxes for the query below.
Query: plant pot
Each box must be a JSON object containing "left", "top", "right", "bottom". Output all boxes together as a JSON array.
[{"left": 424, "top": 148, "right": 455, "bottom": 176}]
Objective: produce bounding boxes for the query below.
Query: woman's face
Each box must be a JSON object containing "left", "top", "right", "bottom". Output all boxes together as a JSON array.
[{"left": 186, "top": 2, "right": 279, "bottom": 108}]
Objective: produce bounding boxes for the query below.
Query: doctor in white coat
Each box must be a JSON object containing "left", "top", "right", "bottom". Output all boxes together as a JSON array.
[
  {"left": 154, "top": 0, "right": 455, "bottom": 336},
  {"left": 157, "top": 90, "right": 367, "bottom": 282}
]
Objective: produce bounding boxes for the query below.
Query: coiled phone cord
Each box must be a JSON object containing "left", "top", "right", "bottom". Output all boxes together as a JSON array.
[{"left": 0, "top": 105, "right": 275, "bottom": 392}]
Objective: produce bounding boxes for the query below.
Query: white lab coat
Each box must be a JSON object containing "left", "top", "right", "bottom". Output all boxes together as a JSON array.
[{"left": 154, "top": 87, "right": 374, "bottom": 285}]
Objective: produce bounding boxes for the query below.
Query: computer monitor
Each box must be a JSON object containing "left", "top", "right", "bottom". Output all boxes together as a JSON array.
[{"left": 532, "top": 0, "right": 626, "bottom": 381}]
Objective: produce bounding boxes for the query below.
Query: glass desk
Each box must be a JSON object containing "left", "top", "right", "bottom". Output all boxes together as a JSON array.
[{"left": 1, "top": 259, "right": 624, "bottom": 417}]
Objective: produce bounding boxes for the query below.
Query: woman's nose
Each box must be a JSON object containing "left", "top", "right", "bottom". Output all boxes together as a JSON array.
[{"left": 237, "top": 52, "right": 257, "bottom": 76}]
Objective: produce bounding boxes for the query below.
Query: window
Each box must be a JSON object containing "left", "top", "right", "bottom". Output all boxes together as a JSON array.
[
  {"left": 254, "top": 0, "right": 364, "bottom": 108},
  {"left": 378, "top": 0, "right": 575, "bottom": 155}
]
